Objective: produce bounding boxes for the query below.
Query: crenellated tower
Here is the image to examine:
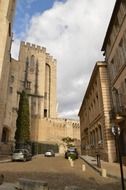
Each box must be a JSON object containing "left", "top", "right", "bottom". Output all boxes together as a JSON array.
[{"left": 18, "top": 41, "right": 57, "bottom": 119}]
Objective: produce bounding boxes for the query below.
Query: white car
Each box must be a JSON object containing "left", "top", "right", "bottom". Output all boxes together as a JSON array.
[
  {"left": 44, "top": 150, "right": 55, "bottom": 157},
  {"left": 12, "top": 149, "right": 32, "bottom": 162}
]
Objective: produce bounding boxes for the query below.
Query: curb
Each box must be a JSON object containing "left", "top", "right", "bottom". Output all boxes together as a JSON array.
[
  {"left": 80, "top": 156, "right": 126, "bottom": 181},
  {"left": 0, "top": 159, "right": 11, "bottom": 163},
  {"left": 80, "top": 156, "right": 101, "bottom": 174}
]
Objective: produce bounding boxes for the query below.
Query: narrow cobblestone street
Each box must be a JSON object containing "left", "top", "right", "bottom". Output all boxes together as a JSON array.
[{"left": 0, "top": 156, "right": 123, "bottom": 189}]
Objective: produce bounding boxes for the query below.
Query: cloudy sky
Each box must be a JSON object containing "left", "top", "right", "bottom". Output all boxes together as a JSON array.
[{"left": 12, "top": 0, "right": 116, "bottom": 119}]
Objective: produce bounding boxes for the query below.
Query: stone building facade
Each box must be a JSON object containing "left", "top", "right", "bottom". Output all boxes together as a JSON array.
[
  {"left": 2, "top": 41, "right": 80, "bottom": 154},
  {"left": 102, "top": 0, "right": 126, "bottom": 161},
  {"left": 0, "top": 0, "right": 16, "bottom": 153},
  {"left": 0, "top": 0, "right": 80, "bottom": 154},
  {"left": 18, "top": 41, "right": 57, "bottom": 119},
  {"left": 78, "top": 62, "right": 115, "bottom": 162},
  {"left": 31, "top": 118, "right": 80, "bottom": 154},
  {"left": 79, "top": 0, "right": 126, "bottom": 163}
]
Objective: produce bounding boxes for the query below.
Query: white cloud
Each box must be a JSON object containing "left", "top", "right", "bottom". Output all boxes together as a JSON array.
[{"left": 12, "top": 0, "right": 116, "bottom": 119}]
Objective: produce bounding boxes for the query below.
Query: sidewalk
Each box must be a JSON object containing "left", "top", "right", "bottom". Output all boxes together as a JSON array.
[
  {"left": 80, "top": 155, "right": 126, "bottom": 180},
  {"left": 0, "top": 155, "right": 11, "bottom": 163}
]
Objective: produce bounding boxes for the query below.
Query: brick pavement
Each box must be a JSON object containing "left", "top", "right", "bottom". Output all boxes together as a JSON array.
[{"left": 0, "top": 155, "right": 123, "bottom": 190}]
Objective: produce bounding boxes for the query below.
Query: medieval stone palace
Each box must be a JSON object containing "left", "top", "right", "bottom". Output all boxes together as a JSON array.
[{"left": 0, "top": 0, "right": 80, "bottom": 154}]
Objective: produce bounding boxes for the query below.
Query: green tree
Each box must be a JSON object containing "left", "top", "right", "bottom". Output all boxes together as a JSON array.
[
  {"left": 15, "top": 90, "right": 30, "bottom": 148},
  {"left": 62, "top": 137, "right": 75, "bottom": 147}
]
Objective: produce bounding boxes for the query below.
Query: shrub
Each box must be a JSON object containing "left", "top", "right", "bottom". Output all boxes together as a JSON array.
[{"left": 68, "top": 153, "right": 76, "bottom": 160}]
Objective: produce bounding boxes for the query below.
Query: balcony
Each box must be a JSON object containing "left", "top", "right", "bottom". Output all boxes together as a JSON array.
[{"left": 110, "top": 93, "right": 126, "bottom": 122}]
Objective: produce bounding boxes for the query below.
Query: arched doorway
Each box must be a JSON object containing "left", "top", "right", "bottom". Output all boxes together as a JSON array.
[{"left": 1, "top": 127, "right": 9, "bottom": 143}]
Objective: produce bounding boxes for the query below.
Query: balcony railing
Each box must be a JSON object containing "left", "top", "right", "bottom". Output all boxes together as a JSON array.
[
  {"left": 110, "top": 94, "right": 126, "bottom": 121},
  {"left": 114, "top": 94, "right": 126, "bottom": 114}
]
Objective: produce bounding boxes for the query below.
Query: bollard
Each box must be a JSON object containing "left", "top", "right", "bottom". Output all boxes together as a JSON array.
[
  {"left": 96, "top": 154, "right": 101, "bottom": 168},
  {"left": 70, "top": 160, "right": 74, "bottom": 167},
  {"left": 82, "top": 164, "right": 86, "bottom": 171},
  {"left": 68, "top": 157, "right": 72, "bottom": 162},
  {"left": 101, "top": 168, "right": 107, "bottom": 177}
]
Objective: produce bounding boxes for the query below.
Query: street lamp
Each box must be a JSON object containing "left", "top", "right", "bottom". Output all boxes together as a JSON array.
[{"left": 112, "top": 125, "right": 125, "bottom": 190}]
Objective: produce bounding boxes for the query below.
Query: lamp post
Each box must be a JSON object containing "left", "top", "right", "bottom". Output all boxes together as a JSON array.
[{"left": 112, "top": 125, "right": 125, "bottom": 190}]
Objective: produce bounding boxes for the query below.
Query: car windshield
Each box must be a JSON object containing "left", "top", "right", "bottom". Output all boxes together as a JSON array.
[
  {"left": 68, "top": 148, "right": 76, "bottom": 152},
  {"left": 13, "top": 149, "right": 24, "bottom": 153},
  {"left": 48, "top": 150, "right": 53, "bottom": 152}
]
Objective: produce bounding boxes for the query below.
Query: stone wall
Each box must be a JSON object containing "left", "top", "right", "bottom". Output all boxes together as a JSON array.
[
  {"left": 30, "top": 117, "right": 80, "bottom": 154},
  {"left": 79, "top": 62, "right": 116, "bottom": 162},
  {"left": 0, "top": 0, "right": 16, "bottom": 145}
]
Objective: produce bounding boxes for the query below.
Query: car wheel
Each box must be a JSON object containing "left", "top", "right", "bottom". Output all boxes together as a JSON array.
[{"left": 23, "top": 157, "right": 26, "bottom": 162}]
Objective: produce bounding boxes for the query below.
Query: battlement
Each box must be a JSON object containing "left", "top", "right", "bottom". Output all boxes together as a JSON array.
[
  {"left": 53, "top": 59, "right": 57, "bottom": 64},
  {"left": 46, "top": 53, "right": 57, "bottom": 64},
  {"left": 20, "top": 41, "right": 46, "bottom": 53},
  {"left": 20, "top": 41, "right": 57, "bottom": 64}
]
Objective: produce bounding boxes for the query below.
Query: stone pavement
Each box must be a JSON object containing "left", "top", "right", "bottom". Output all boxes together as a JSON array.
[
  {"left": 0, "top": 154, "right": 125, "bottom": 189},
  {"left": 0, "top": 182, "right": 18, "bottom": 190},
  {"left": 80, "top": 155, "right": 126, "bottom": 180},
  {"left": 0, "top": 156, "right": 16, "bottom": 190}
]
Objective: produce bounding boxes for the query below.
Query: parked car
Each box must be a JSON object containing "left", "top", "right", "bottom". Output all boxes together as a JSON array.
[
  {"left": 12, "top": 149, "right": 32, "bottom": 162},
  {"left": 44, "top": 150, "right": 55, "bottom": 157},
  {"left": 65, "top": 147, "right": 78, "bottom": 159}
]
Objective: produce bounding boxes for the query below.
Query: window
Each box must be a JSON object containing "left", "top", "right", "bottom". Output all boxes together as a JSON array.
[
  {"left": 10, "top": 53, "right": 11, "bottom": 62},
  {"left": 11, "top": 75, "right": 14, "bottom": 83},
  {"left": 8, "top": 23, "right": 11, "bottom": 36},
  {"left": 125, "top": 79, "right": 126, "bottom": 91},
  {"left": 1, "top": 127, "right": 9, "bottom": 143},
  {"left": 44, "top": 92, "right": 47, "bottom": 99},
  {"left": 115, "top": 17, "right": 119, "bottom": 27},
  {"left": 26, "top": 81, "right": 31, "bottom": 89},
  {"left": 44, "top": 109, "right": 47, "bottom": 117},
  {"left": 99, "top": 125, "right": 103, "bottom": 142},
  {"left": 122, "top": 1, "right": 126, "bottom": 13},
  {"left": 30, "top": 55, "right": 35, "bottom": 72},
  {"left": 9, "top": 87, "right": 13, "bottom": 94}
]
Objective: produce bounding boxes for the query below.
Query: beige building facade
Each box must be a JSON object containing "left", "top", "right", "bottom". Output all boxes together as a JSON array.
[
  {"left": 102, "top": 0, "right": 126, "bottom": 161},
  {"left": 79, "top": 62, "right": 115, "bottom": 162},
  {"left": 79, "top": 0, "right": 126, "bottom": 163},
  {"left": 18, "top": 41, "right": 57, "bottom": 119},
  {"left": 1, "top": 41, "right": 80, "bottom": 154},
  {"left": 31, "top": 118, "right": 80, "bottom": 154},
  {"left": 0, "top": 0, "right": 80, "bottom": 154},
  {"left": 0, "top": 0, "right": 16, "bottom": 153}
]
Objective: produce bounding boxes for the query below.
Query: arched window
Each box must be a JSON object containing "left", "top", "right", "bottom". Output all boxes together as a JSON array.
[
  {"left": 30, "top": 55, "right": 35, "bottom": 72},
  {"left": 92, "top": 130, "right": 96, "bottom": 146},
  {"left": 96, "top": 128, "right": 98, "bottom": 145},
  {"left": 98, "top": 125, "right": 103, "bottom": 142},
  {"left": 90, "top": 132, "right": 92, "bottom": 145},
  {"left": 45, "top": 64, "right": 51, "bottom": 117},
  {"left": 1, "top": 127, "right": 9, "bottom": 143}
]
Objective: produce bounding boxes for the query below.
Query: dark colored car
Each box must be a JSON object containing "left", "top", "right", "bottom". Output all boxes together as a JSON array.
[
  {"left": 44, "top": 150, "right": 55, "bottom": 157},
  {"left": 12, "top": 149, "right": 32, "bottom": 162},
  {"left": 65, "top": 147, "right": 78, "bottom": 159}
]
